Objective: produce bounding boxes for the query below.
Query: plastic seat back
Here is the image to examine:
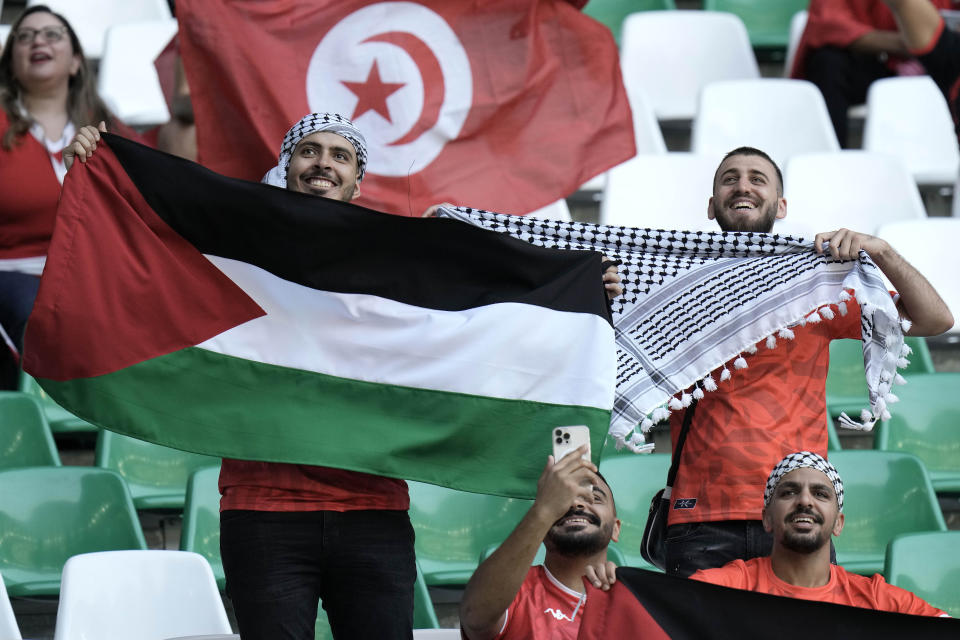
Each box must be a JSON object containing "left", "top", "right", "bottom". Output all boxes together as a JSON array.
[
  {"left": 600, "top": 153, "right": 718, "bottom": 229},
  {"left": 0, "top": 392, "right": 61, "bottom": 468},
  {"left": 53, "top": 550, "right": 231, "bottom": 640},
  {"left": 19, "top": 372, "right": 97, "bottom": 434},
  {"left": 583, "top": 0, "right": 676, "bottom": 45},
  {"left": 95, "top": 429, "right": 221, "bottom": 510},
  {"left": 829, "top": 451, "right": 946, "bottom": 576},
  {"left": 25, "top": 0, "right": 172, "bottom": 58},
  {"left": 598, "top": 453, "right": 671, "bottom": 570},
  {"left": 703, "top": 0, "right": 808, "bottom": 48},
  {"left": 408, "top": 481, "right": 533, "bottom": 586},
  {"left": 876, "top": 219, "right": 960, "bottom": 337},
  {"left": 826, "top": 336, "right": 935, "bottom": 420},
  {"left": 783, "top": 10, "right": 807, "bottom": 77},
  {"left": 0, "top": 572, "right": 22, "bottom": 640},
  {"left": 0, "top": 467, "right": 147, "bottom": 596},
  {"left": 179, "top": 465, "right": 225, "bottom": 589},
  {"left": 864, "top": 76, "right": 960, "bottom": 186},
  {"left": 783, "top": 152, "right": 926, "bottom": 238},
  {"left": 692, "top": 79, "right": 839, "bottom": 170},
  {"left": 874, "top": 372, "right": 960, "bottom": 493},
  {"left": 621, "top": 11, "right": 759, "bottom": 120},
  {"left": 885, "top": 531, "right": 960, "bottom": 617},
  {"left": 97, "top": 19, "right": 178, "bottom": 126}
]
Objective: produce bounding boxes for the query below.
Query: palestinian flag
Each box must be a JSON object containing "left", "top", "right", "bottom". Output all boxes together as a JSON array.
[
  {"left": 578, "top": 569, "right": 959, "bottom": 639},
  {"left": 22, "top": 134, "right": 615, "bottom": 498}
]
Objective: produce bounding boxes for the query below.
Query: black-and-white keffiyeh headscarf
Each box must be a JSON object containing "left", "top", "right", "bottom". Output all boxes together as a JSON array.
[
  {"left": 261, "top": 113, "right": 368, "bottom": 188},
  {"left": 764, "top": 451, "right": 844, "bottom": 512},
  {"left": 436, "top": 207, "right": 911, "bottom": 452}
]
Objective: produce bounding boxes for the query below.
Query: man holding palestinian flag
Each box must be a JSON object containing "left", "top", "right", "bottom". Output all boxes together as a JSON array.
[{"left": 47, "top": 114, "right": 621, "bottom": 640}]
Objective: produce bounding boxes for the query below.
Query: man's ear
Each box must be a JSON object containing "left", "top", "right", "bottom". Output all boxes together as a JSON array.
[
  {"left": 611, "top": 518, "right": 622, "bottom": 544},
  {"left": 707, "top": 196, "right": 716, "bottom": 220},
  {"left": 351, "top": 183, "right": 361, "bottom": 200},
  {"left": 832, "top": 512, "right": 844, "bottom": 537},
  {"left": 761, "top": 507, "right": 773, "bottom": 534},
  {"left": 776, "top": 196, "right": 787, "bottom": 220}
]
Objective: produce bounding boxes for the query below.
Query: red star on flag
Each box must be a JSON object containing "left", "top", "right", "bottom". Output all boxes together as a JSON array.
[{"left": 342, "top": 60, "right": 406, "bottom": 123}]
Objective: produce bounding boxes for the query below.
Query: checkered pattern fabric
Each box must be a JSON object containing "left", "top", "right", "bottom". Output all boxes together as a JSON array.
[
  {"left": 261, "top": 113, "right": 367, "bottom": 188},
  {"left": 436, "top": 206, "right": 908, "bottom": 451},
  {"left": 764, "top": 451, "right": 844, "bottom": 512}
]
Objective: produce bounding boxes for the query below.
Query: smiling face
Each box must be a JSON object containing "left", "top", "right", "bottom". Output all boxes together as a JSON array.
[
  {"left": 709, "top": 153, "right": 786, "bottom": 232},
  {"left": 762, "top": 467, "right": 844, "bottom": 554},
  {"left": 544, "top": 478, "right": 621, "bottom": 557},
  {"left": 285, "top": 130, "right": 361, "bottom": 202},
  {"left": 10, "top": 11, "right": 80, "bottom": 92}
]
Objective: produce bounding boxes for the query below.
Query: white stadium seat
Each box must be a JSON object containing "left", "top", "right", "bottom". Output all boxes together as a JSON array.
[
  {"left": 782, "top": 151, "right": 926, "bottom": 238},
  {"left": 54, "top": 550, "right": 232, "bottom": 640},
  {"left": 97, "top": 19, "right": 178, "bottom": 127},
  {"left": 875, "top": 219, "right": 960, "bottom": 337},
  {"left": 620, "top": 10, "right": 759, "bottom": 121},
  {"left": 863, "top": 76, "right": 960, "bottom": 187},
  {"left": 600, "top": 152, "right": 718, "bottom": 231},
  {"left": 692, "top": 78, "right": 840, "bottom": 170},
  {"left": 26, "top": 0, "right": 172, "bottom": 58}
]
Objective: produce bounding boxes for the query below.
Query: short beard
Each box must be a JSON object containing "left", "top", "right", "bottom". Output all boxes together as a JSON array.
[
  {"left": 712, "top": 199, "right": 778, "bottom": 233},
  {"left": 545, "top": 519, "right": 614, "bottom": 557},
  {"left": 780, "top": 510, "right": 832, "bottom": 554}
]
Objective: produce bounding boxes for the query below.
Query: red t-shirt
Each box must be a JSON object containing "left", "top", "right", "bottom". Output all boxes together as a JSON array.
[
  {"left": 462, "top": 565, "right": 587, "bottom": 640},
  {"left": 668, "top": 304, "right": 861, "bottom": 525},
  {"left": 218, "top": 458, "right": 409, "bottom": 512},
  {"left": 692, "top": 557, "right": 949, "bottom": 617},
  {"left": 790, "top": 0, "right": 956, "bottom": 78},
  {"left": 0, "top": 110, "right": 63, "bottom": 261}
]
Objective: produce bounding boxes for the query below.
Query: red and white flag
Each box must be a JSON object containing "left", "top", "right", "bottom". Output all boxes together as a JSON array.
[{"left": 176, "top": 0, "right": 635, "bottom": 216}]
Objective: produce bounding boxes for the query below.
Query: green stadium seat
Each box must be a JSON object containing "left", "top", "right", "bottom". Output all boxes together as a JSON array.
[
  {"left": 95, "top": 430, "right": 221, "bottom": 510},
  {"left": 0, "top": 392, "right": 61, "bottom": 468},
  {"left": 703, "top": 0, "right": 808, "bottom": 48},
  {"left": 179, "top": 465, "right": 225, "bottom": 589},
  {"left": 884, "top": 531, "right": 960, "bottom": 617},
  {"left": 826, "top": 336, "right": 935, "bottom": 423},
  {"left": 873, "top": 372, "right": 960, "bottom": 494},
  {"left": 598, "top": 453, "right": 671, "bottom": 571},
  {"left": 829, "top": 451, "right": 946, "bottom": 576},
  {"left": 18, "top": 371, "right": 97, "bottom": 434},
  {"left": 408, "top": 481, "right": 533, "bottom": 586},
  {"left": 314, "top": 561, "right": 439, "bottom": 639},
  {"left": 582, "top": 0, "right": 676, "bottom": 45},
  {"left": 0, "top": 466, "right": 147, "bottom": 596}
]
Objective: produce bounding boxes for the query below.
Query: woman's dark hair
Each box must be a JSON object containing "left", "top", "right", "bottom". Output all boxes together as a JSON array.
[{"left": 0, "top": 5, "right": 109, "bottom": 150}]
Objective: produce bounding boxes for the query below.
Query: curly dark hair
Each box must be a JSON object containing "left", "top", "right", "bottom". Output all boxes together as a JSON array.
[{"left": 0, "top": 5, "right": 109, "bottom": 150}]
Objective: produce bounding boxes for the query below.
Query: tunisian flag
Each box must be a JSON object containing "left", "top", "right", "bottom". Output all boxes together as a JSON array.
[{"left": 176, "top": 0, "right": 635, "bottom": 216}]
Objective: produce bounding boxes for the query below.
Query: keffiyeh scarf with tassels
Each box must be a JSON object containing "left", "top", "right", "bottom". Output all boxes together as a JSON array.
[{"left": 436, "top": 207, "right": 911, "bottom": 452}]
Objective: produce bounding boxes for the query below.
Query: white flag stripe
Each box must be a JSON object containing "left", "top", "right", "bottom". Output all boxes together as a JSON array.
[{"left": 198, "top": 256, "right": 616, "bottom": 410}]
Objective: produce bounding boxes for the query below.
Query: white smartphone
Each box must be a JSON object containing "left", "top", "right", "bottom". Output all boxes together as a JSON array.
[{"left": 552, "top": 425, "right": 591, "bottom": 462}]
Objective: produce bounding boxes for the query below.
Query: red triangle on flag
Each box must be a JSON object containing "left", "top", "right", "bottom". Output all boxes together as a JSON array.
[{"left": 23, "top": 141, "right": 265, "bottom": 381}]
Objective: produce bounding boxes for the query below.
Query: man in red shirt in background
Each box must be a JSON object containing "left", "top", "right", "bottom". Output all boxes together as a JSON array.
[
  {"left": 882, "top": 0, "right": 960, "bottom": 139},
  {"left": 791, "top": 0, "right": 957, "bottom": 147},
  {"left": 662, "top": 147, "right": 953, "bottom": 578},
  {"left": 691, "top": 452, "right": 950, "bottom": 618}
]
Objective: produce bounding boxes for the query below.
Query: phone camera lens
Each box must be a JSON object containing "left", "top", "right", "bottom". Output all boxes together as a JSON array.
[
  {"left": 555, "top": 429, "right": 562, "bottom": 436},
  {"left": 563, "top": 433, "right": 570, "bottom": 441},
  {"left": 555, "top": 437, "right": 563, "bottom": 444}
]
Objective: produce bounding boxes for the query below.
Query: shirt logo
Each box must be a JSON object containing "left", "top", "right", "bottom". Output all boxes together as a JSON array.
[
  {"left": 544, "top": 608, "right": 574, "bottom": 622},
  {"left": 673, "top": 498, "right": 697, "bottom": 510}
]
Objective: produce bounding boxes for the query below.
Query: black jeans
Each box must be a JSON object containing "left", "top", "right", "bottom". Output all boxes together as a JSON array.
[
  {"left": 804, "top": 45, "right": 893, "bottom": 147},
  {"left": 665, "top": 520, "right": 773, "bottom": 578},
  {"left": 665, "top": 519, "right": 837, "bottom": 578},
  {"left": 221, "top": 509, "right": 416, "bottom": 640}
]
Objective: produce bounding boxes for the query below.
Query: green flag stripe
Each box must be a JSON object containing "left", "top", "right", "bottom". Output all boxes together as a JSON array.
[{"left": 37, "top": 347, "right": 609, "bottom": 498}]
